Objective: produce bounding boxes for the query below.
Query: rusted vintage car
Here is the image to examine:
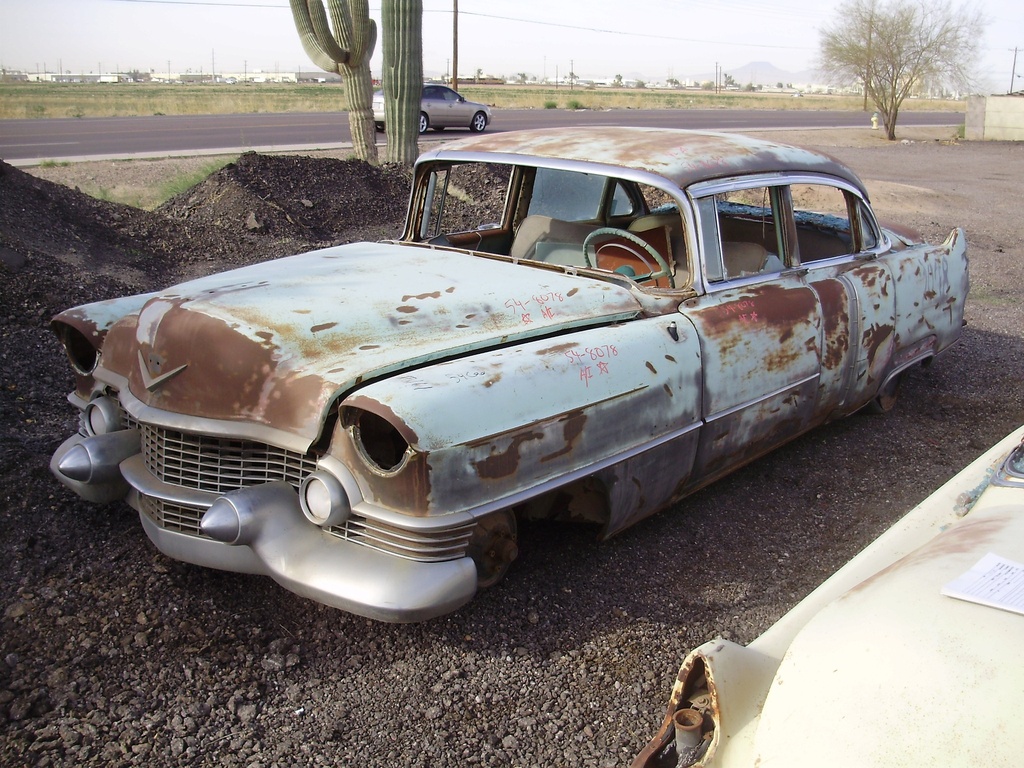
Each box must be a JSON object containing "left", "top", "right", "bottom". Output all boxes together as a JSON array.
[
  {"left": 49, "top": 127, "right": 968, "bottom": 622},
  {"left": 632, "top": 424, "right": 1024, "bottom": 768}
]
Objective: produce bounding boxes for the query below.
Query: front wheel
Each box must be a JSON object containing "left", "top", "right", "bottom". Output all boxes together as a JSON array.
[
  {"left": 470, "top": 111, "right": 488, "bottom": 133},
  {"left": 466, "top": 511, "right": 518, "bottom": 589},
  {"left": 418, "top": 112, "right": 429, "bottom": 134}
]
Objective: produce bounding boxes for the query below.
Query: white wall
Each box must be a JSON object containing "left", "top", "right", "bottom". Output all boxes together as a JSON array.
[{"left": 966, "top": 95, "right": 1024, "bottom": 141}]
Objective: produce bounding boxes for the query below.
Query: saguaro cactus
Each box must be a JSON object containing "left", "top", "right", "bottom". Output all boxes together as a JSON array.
[
  {"left": 381, "top": 0, "right": 423, "bottom": 165},
  {"left": 290, "top": 0, "right": 378, "bottom": 164}
]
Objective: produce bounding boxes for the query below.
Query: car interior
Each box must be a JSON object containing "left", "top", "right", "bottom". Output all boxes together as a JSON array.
[{"left": 409, "top": 161, "right": 871, "bottom": 292}]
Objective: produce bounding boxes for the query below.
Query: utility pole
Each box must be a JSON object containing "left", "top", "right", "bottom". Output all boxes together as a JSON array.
[
  {"left": 864, "top": 0, "right": 876, "bottom": 110},
  {"left": 452, "top": 0, "right": 459, "bottom": 91},
  {"left": 1011, "top": 47, "right": 1019, "bottom": 95}
]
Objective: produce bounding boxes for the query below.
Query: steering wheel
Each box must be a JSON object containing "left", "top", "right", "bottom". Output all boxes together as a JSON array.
[{"left": 583, "top": 227, "right": 673, "bottom": 287}]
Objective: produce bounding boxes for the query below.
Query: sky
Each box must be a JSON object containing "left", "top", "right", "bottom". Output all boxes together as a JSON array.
[{"left": 0, "top": 0, "right": 1021, "bottom": 90}]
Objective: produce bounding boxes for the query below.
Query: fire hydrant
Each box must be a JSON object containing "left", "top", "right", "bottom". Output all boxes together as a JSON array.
[{"left": 871, "top": 112, "right": 879, "bottom": 130}]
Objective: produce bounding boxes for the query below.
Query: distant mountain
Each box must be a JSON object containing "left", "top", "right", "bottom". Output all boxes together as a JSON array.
[{"left": 691, "top": 60, "right": 820, "bottom": 87}]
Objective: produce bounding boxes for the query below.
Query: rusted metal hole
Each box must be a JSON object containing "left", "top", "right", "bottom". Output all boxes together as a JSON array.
[
  {"left": 58, "top": 323, "right": 99, "bottom": 375},
  {"left": 352, "top": 410, "right": 409, "bottom": 473}
]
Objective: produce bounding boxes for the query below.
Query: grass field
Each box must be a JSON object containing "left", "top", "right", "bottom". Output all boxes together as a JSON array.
[{"left": 0, "top": 81, "right": 965, "bottom": 120}]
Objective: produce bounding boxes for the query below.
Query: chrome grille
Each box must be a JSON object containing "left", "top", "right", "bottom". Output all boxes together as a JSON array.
[
  {"left": 327, "top": 518, "right": 474, "bottom": 562},
  {"left": 141, "top": 424, "right": 317, "bottom": 495},
  {"left": 131, "top": 414, "right": 472, "bottom": 563},
  {"left": 139, "top": 494, "right": 204, "bottom": 536},
  {"left": 138, "top": 493, "right": 473, "bottom": 562}
]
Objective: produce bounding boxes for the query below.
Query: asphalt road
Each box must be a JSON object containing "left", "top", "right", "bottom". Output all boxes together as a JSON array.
[{"left": 0, "top": 108, "right": 962, "bottom": 163}]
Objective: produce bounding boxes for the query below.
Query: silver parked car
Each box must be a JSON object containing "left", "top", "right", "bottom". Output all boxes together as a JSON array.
[
  {"left": 372, "top": 84, "right": 491, "bottom": 134},
  {"left": 49, "top": 128, "right": 968, "bottom": 622}
]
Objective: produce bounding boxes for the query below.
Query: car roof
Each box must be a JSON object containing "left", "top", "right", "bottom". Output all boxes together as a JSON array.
[{"left": 417, "top": 126, "right": 867, "bottom": 195}]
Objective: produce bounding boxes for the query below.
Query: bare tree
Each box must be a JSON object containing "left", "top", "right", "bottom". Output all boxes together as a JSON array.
[
  {"left": 290, "top": 0, "right": 378, "bottom": 164},
  {"left": 380, "top": 0, "right": 423, "bottom": 165},
  {"left": 819, "top": 0, "right": 983, "bottom": 140}
]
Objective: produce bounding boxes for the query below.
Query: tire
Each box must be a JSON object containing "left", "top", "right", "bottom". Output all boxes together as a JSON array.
[
  {"left": 470, "top": 111, "right": 488, "bottom": 133},
  {"left": 418, "top": 113, "right": 429, "bottom": 134},
  {"left": 867, "top": 371, "right": 904, "bottom": 414},
  {"left": 374, "top": 122, "right": 384, "bottom": 132}
]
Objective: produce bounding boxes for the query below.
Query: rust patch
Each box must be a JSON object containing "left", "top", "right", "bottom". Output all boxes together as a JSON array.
[
  {"left": 810, "top": 278, "right": 851, "bottom": 372},
  {"left": 344, "top": 394, "right": 420, "bottom": 445},
  {"left": 129, "top": 301, "right": 331, "bottom": 438},
  {"left": 845, "top": 515, "right": 1012, "bottom": 597},
  {"left": 540, "top": 409, "right": 587, "bottom": 463},
  {"left": 311, "top": 322, "right": 338, "bottom": 334},
  {"left": 535, "top": 341, "right": 578, "bottom": 357},
  {"left": 701, "top": 283, "right": 818, "bottom": 340},
  {"left": 396, "top": 305, "right": 419, "bottom": 314},
  {"left": 403, "top": 291, "right": 443, "bottom": 301},
  {"left": 646, "top": 362, "right": 657, "bottom": 374},
  {"left": 473, "top": 430, "right": 545, "bottom": 480},
  {"left": 862, "top": 322, "right": 895, "bottom": 357}
]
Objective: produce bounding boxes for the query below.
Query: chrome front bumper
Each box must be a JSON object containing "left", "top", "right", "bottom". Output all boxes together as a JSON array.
[{"left": 52, "top": 432, "right": 479, "bottom": 623}]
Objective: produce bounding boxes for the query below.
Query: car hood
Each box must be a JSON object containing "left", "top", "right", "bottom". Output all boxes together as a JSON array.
[{"left": 109, "top": 241, "right": 642, "bottom": 447}]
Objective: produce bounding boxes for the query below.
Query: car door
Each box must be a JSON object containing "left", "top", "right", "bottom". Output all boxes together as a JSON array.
[
  {"left": 419, "top": 85, "right": 444, "bottom": 128},
  {"left": 439, "top": 86, "right": 471, "bottom": 127},
  {"left": 682, "top": 184, "right": 823, "bottom": 481},
  {"left": 787, "top": 180, "right": 897, "bottom": 416}
]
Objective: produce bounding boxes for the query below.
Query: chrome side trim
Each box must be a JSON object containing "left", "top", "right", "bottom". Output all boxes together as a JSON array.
[{"left": 703, "top": 374, "right": 820, "bottom": 424}]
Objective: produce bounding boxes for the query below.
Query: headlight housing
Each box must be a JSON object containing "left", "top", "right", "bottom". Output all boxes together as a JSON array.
[
  {"left": 348, "top": 408, "right": 411, "bottom": 474},
  {"left": 56, "top": 323, "right": 99, "bottom": 375}
]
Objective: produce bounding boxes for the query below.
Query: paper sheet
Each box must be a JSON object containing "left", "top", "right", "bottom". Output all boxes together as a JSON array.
[{"left": 941, "top": 552, "right": 1024, "bottom": 616}]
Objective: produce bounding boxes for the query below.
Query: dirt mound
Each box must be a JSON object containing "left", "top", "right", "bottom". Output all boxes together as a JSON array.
[
  {"left": 158, "top": 152, "right": 411, "bottom": 246},
  {"left": 0, "top": 153, "right": 415, "bottom": 330}
]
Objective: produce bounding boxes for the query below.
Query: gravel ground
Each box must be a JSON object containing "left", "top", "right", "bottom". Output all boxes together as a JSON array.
[{"left": 2, "top": 127, "right": 1023, "bottom": 767}]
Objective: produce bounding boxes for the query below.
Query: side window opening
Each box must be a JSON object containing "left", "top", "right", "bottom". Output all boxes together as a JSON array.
[
  {"left": 700, "top": 186, "right": 785, "bottom": 281},
  {"left": 417, "top": 162, "right": 514, "bottom": 244},
  {"left": 789, "top": 183, "right": 872, "bottom": 262},
  {"left": 855, "top": 199, "right": 879, "bottom": 251}
]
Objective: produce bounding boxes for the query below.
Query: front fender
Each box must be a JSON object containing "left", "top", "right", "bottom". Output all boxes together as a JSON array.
[{"left": 339, "top": 317, "right": 703, "bottom": 518}]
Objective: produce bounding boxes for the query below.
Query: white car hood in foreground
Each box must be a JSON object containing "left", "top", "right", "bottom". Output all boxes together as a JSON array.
[{"left": 636, "top": 424, "right": 1024, "bottom": 768}]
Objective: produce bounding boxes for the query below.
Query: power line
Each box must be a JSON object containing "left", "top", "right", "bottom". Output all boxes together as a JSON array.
[
  {"left": 453, "top": 10, "right": 817, "bottom": 52},
  {"left": 104, "top": 0, "right": 817, "bottom": 52}
]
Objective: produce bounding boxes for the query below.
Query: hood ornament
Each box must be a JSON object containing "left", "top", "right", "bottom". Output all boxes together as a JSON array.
[{"left": 138, "top": 350, "right": 188, "bottom": 392}]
